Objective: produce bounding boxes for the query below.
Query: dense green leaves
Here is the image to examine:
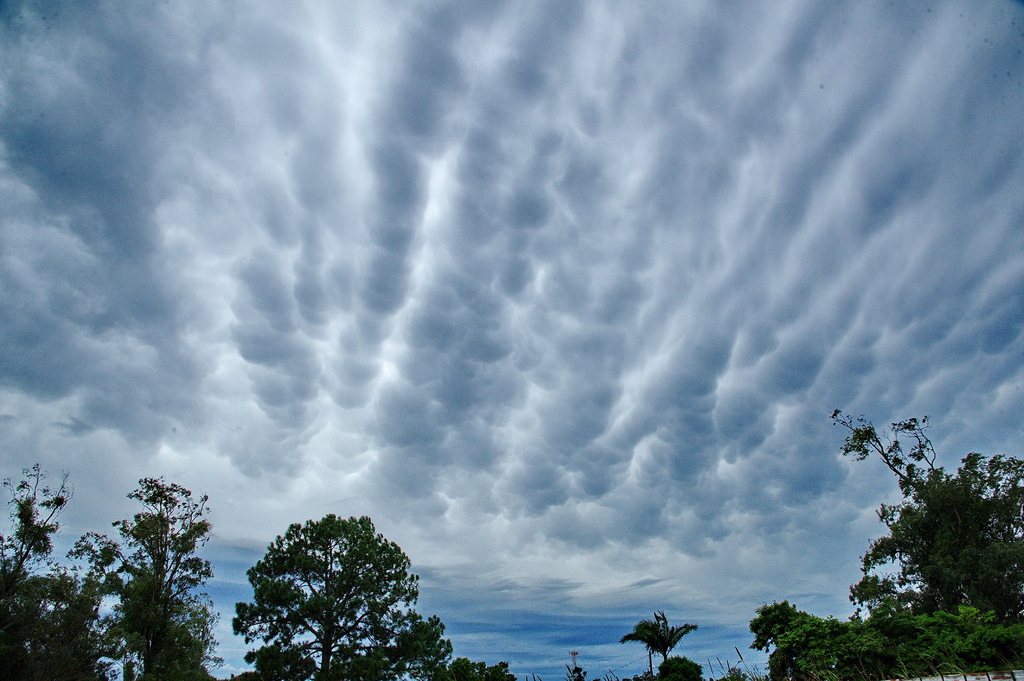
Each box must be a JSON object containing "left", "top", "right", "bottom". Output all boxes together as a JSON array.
[
  {"left": 441, "top": 657, "right": 517, "bottom": 681},
  {"left": 750, "top": 600, "right": 1024, "bottom": 681},
  {"left": 396, "top": 613, "right": 455, "bottom": 681},
  {"left": 834, "top": 411, "right": 1024, "bottom": 621},
  {"left": 1, "top": 467, "right": 504, "bottom": 681},
  {"left": 658, "top": 656, "right": 702, "bottom": 681},
  {"left": 0, "top": 466, "right": 111, "bottom": 680},
  {"left": 748, "top": 414, "right": 1024, "bottom": 681},
  {"left": 234, "top": 514, "right": 450, "bottom": 681},
  {"left": 5, "top": 569, "right": 113, "bottom": 680},
  {"left": 99, "top": 477, "right": 220, "bottom": 680},
  {"left": 0, "top": 464, "right": 69, "bottom": 599},
  {"left": 750, "top": 601, "right": 886, "bottom": 681}
]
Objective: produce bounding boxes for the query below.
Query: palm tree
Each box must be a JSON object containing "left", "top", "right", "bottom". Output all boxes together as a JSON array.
[{"left": 620, "top": 611, "right": 698, "bottom": 675}]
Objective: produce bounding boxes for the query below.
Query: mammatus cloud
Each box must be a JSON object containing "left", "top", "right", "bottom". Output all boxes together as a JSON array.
[{"left": 2, "top": 0, "right": 1023, "bottom": 676}]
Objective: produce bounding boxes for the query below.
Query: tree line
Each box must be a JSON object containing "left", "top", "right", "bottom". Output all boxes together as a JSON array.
[
  {"left": 0, "top": 468, "right": 515, "bottom": 681},
  {"left": 0, "top": 472, "right": 220, "bottom": 680}
]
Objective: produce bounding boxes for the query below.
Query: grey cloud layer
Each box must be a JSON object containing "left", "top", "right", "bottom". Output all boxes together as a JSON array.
[{"left": 2, "top": 0, "right": 1024, "bottom": 675}]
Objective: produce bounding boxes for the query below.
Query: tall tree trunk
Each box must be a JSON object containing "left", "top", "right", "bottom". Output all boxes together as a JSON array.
[{"left": 321, "top": 637, "right": 332, "bottom": 678}]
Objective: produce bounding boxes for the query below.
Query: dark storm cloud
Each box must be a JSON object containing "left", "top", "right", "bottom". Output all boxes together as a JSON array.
[
  {"left": 230, "top": 250, "right": 322, "bottom": 430},
  {"left": 358, "top": 2, "right": 604, "bottom": 504},
  {"left": 0, "top": 3, "right": 219, "bottom": 440}
]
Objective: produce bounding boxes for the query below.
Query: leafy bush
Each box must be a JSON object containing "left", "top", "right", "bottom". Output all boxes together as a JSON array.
[
  {"left": 750, "top": 600, "right": 1024, "bottom": 681},
  {"left": 444, "top": 657, "right": 517, "bottom": 681},
  {"left": 659, "top": 656, "right": 703, "bottom": 681}
]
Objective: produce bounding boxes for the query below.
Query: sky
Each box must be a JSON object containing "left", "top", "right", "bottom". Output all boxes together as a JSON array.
[{"left": 1, "top": 0, "right": 1024, "bottom": 678}]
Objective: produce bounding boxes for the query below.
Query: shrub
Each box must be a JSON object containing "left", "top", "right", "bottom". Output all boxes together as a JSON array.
[{"left": 659, "top": 656, "right": 703, "bottom": 681}]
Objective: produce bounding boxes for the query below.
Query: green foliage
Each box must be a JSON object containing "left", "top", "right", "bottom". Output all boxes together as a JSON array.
[
  {"left": 0, "top": 464, "right": 69, "bottom": 597},
  {"left": 0, "top": 557, "right": 114, "bottom": 680},
  {"left": 750, "top": 600, "right": 1024, "bottom": 681},
  {"left": 441, "top": 657, "right": 517, "bottom": 681},
  {"left": 747, "top": 414, "right": 1024, "bottom": 681},
  {"left": 621, "top": 611, "right": 698, "bottom": 672},
  {"left": 870, "top": 606, "right": 1024, "bottom": 675},
  {"left": 750, "top": 601, "right": 885, "bottom": 681},
  {"left": 833, "top": 411, "right": 1024, "bottom": 622},
  {"left": 94, "top": 477, "right": 221, "bottom": 680},
  {"left": 233, "top": 514, "right": 450, "bottom": 681},
  {"left": 396, "top": 612, "right": 454, "bottom": 681},
  {"left": 0, "top": 465, "right": 112, "bottom": 680},
  {"left": 14, "top": 568, "right": 114, "bottom": 681},
  {"left": 658, "top": 656, "right": 702, "bottom": 681}
]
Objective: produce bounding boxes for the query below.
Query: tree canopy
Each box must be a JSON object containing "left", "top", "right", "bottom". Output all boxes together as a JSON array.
[
  {"left": 0, "top": 466, "right": 525, "bottom": 681},
  {"left": 0, "top": 465, "right": 111, "bottom": 680},
  {"left": 233, "top": 514, "right": 451, "bottom": 681},
  {"left": 833, "top": 411, "right": 1024, "bottom": 622},
  {"left": 0, "top": 463, "right": 69, "bottom": 600},
  {"left": 73, "top": 477, "right": 221, "bottom": 680},
  {"left": 751, "top": 600, "right": 1024, "bottom": 681},
  {"left": 443, "top": 657, "right": 517, "bottom": 681},
  {"left": 746, "top": 414, "right": 1024, "bottom": 681},
  {"left": 0, "top": 467, "right": 537, "bottom": 681},
  {"left": 658, "top": 656, "right": 703, "bottom": 681}
]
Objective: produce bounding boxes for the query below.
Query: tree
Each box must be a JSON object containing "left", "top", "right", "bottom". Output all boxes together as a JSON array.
[
  {"left": 749, "top": 601, "right": 887, "bottom": 681},
  {"left": 14, "top": 567, "right": 114, "bottom": 681},
  {"left": 657, "top": 656, "right": 702, "bottom": 681},
  {"left": 0, "top": 465, "right": 111, "bottom": 680},
  {"left": 442, "top": 657, "right": 517, "bottom": 681},
  {"left": 95, "top": 477, "right": 220, "bottom": 680},
  {"left": 234, "top": 514, "right": 451, "bottom": 681},
  {"left": 393, "top": 611, "right": 453, "bottom": 681},
  {"left": 620, "top": 612, "right": 698, "bottom": 675},
  {"left": 833, "top": 411, "right": 1024, "bottom": 622},
  {"left": 749, "top": 600, "right": 1024, "bottom": 681},
  {"left": 0, "top": 464, "right": 69, "bottom": 602}
]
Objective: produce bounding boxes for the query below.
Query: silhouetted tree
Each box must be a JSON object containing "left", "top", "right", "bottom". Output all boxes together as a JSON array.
[
  {"left": 1, "top": 465, "right": 111, "bottom": 680},
  {"left": 834, "top": 411, "right": 1024, "bottom": 621},
  {"left": 78, "top": 477, "right": 220, "bottom": 679},
  {"left": 620, "top": 611, "right": 697, "bottom": 675},
  {"left": 234, "top": 514, "right": 450, "bottom": 681}
]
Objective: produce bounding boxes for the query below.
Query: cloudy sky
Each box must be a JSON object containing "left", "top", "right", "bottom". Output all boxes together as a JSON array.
[{"left": 2, "top": 0, "right": 1024, "bottom": 677}]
